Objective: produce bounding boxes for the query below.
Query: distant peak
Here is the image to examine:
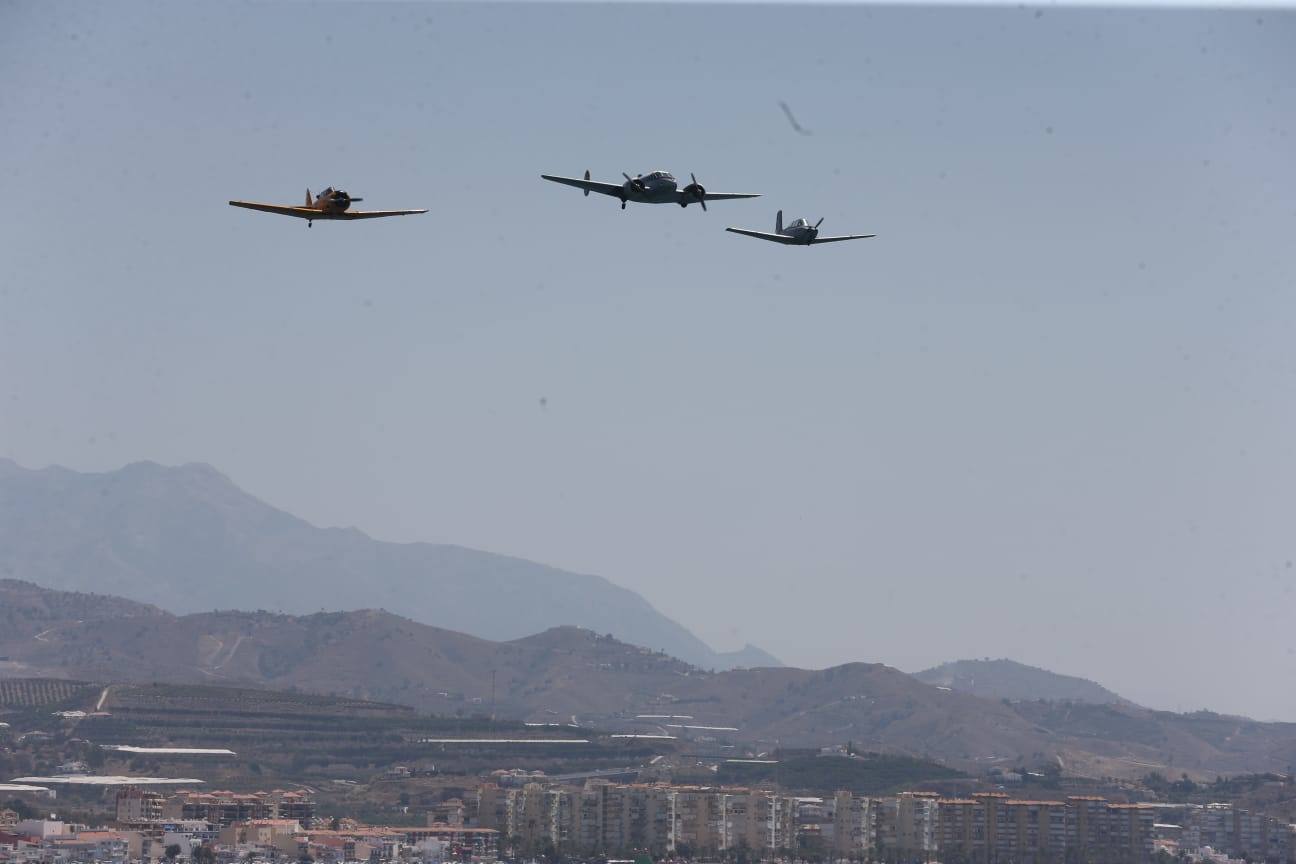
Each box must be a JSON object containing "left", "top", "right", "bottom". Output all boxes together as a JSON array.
[
  {"left": 111, "top": 460, "right": 236, "bottom": 488},
  {"left": 177, "top": 461, "right": 232, "bottom": 480},
  {"left": 0, "top": 457, "right": 74, "bottom": 478},
  {"left": 121, "top": 459, "right": 223, "bottom": 475}
]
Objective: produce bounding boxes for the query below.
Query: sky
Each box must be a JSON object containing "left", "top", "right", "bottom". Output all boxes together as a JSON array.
[{"left": 1, "top": 1, "right": 1295, "bottom": 721}]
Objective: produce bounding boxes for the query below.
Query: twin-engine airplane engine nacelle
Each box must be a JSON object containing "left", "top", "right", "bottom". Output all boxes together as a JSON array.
[{"left": 680, "top": 173, "right": 707, "bottom": 210}]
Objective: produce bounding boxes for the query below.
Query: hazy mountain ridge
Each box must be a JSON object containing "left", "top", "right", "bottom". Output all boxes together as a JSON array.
[
  {"left": 0, "top": 458, "right": 777, "bottom": 672},
  {"left": 2, "top": 580, "right": 1294, "bottom": 779},
  {"left": 915, "top": 658, "right": 1125, "bottom": 705}
]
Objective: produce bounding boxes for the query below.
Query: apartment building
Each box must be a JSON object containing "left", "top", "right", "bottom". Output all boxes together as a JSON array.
[
  {"left": 429, "top": 799, "right": 466, "bottom": 828},
  {"left": 1105, "top": 804, "right": 1156, "bottom": 864},
  {"left": 832, "top": 791, "right": 876, "bottom": 859},
  {"left": 403, "top": 825, "right": 500, "bottom": 860},
  {"left": 935, "top": 798, "right": 981, "bottom": 861},
  {"left": 504, "top": 783, "right": 549, "bottom": 849},
  {"left": 484, "top": 782, "right": 796, "bottom": 857},
  {"left": 748, "top": 790, "right": 795, "bottom": 853},
  {"left": 621, "top": 785, "right": 674, "bottom": 852},
  {"left": 934, "top": 793, "right": 1151, "bottom": 864},
  {"left": 996, "top": 800, "right": 1067, "bottom": 864},
  {"left": 1063, "top": 794, "right": 1107, "bottom": 859},
  {"left": 114, "top": 789, "right": 164, "bottom": 824},
  {"left": 159, "top": 789, "right": 316, "bottom": 828},
  {"left": 217, "top": 818, "right": 303, "bottom": 853},
  {"left": 669, "top": 787, "right": 725, "bottom": 853},
  {"left": 898, "top": 792, "right": 940, "bottom": 861},
  {"left": 1183, "top": 802, "right": 1296, "bottom": 863},
  {"left": 465, "top": 778, "right": 1204, "bottom": 864}
]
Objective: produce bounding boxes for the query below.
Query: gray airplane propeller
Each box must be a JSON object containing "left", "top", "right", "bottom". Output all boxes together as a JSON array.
[
  {"left": 623, "top": 172, "right": 648, "bottom": 195},
  {"left": 682, "top": 174, "right": 708, "bottom": 211}
]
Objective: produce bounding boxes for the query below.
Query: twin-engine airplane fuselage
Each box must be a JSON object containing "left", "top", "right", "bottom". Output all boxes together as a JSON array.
[
  {"left": 540, "top": 170, "right": 760, "bottom": 210},
  {"left": 726, "top": 210, "right": 876, "bottom": 246},
  {"left": 228, "top": 188, "right": 428, "bottom": 226}
]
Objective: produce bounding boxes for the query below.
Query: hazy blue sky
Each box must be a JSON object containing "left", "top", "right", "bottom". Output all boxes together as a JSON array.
[{"left": 2, "top": 1, "right": 1294, "bottom": 720}]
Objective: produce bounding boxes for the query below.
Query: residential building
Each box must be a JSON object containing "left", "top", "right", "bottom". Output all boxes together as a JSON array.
[{"left": 114, "top": 790, "right": 165, "bottom": 824}]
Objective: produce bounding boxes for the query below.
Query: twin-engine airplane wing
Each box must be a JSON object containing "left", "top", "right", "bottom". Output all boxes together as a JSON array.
[
  {"left": 539, "top": 173, "right": 627, "bottom": 199},
  {"left": 697, "top": 191, "right": 763, "bottom": 202},
  {"left": 541, "top": 170, "right": 760, "bottom": 210}
]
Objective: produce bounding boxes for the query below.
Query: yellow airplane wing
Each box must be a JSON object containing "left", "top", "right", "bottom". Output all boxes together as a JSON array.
[
  {"left": 228, "top": 201, "right": 320, "bottom": 219},
  {"left": 334, "top": 209, "right": 428, "bottom": 219},
  {"left": 229, "top": 201, "right": 428, "bottom": 220}
]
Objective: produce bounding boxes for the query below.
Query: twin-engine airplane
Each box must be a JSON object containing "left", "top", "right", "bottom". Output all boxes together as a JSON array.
[
  {"left": 228, "top": 188, "right": 428, "bottom": 226},
  {"left": 726, "top": 210, "right": 876, "bottom": 246},
  {"left": 540, "top": 170, "right": 760, "bottom": 210}
]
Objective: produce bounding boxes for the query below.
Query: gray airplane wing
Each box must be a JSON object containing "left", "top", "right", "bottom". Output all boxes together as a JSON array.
[
  {"left": 541, "top": 174, "right": 626, "bottom": 198},
  {"left": 725, "top": 227, "right": 798, "bottom": 244},
  {"left": 810, "top": 234, "right": 876, "bottom": 244},
  {"left": 229, "top": 201, "right": 319, "bottom": 219}
]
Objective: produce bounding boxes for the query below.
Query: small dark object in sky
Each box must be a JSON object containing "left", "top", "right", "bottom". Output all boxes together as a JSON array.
[
  {"left": 778, "top": 101, "right": 812, "bottom": 136},
  {"left": 539, "top": 397, "right": 548, "bottom": 411}
]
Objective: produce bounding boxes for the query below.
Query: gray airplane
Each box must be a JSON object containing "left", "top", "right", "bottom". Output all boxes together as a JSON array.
[
  {"left": 540, "top": 170, "right": 760, "bottom": 210},
  {"left": 726, "top": 210, "right": 876, "bottom": 246}
]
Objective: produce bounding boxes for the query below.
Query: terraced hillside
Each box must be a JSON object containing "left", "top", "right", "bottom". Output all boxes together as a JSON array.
[
  {"left": 75, "top": 682, "right": 664, "bottom": 782},
  {"left": 0, "top": 678, "right": 98, "bottom": 708}
]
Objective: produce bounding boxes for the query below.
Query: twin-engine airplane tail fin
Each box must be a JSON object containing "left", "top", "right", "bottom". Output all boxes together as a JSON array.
[
  {"left": 776, "top": 210, "right": 783, "bottom": 234},
  {"left": 305, "top": 189, "right": 314, "bottom": 208}
]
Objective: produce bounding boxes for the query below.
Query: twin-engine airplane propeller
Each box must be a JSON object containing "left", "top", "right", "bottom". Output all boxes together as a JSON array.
[
  {"left": 540, "top": 170, "right": 760, "bottom": 210},
  {"left": 726, "top": 210, "right": 876, "bottom": 245},
  {"left": 228, "top": 188, "right": 428, "bottom": 227}
]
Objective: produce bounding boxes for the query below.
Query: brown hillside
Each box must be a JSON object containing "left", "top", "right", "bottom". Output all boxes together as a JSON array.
[{"left": 3, "top": 579, "right": 1294, "bottom": 778}]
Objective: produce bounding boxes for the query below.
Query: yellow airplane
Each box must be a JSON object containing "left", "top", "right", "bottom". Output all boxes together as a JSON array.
[{"left": 228, "top": 187, "right": 427, "bottom": 227}]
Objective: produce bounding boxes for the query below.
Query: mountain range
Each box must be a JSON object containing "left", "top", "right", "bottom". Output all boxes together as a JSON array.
[
  {"left": 0, "top": 458, "right": 777, "bottom": 671},
  {"left": 3, "top": 579, "right": 1295, "bottom": 780}
]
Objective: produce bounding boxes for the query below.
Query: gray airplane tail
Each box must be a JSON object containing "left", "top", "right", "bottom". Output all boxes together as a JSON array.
[
  {"left": 776, "top": 210, "right": 783, "bottom": 233},
  {"left": 305, "top": 189, "right": 313, "bottom": 207}
]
